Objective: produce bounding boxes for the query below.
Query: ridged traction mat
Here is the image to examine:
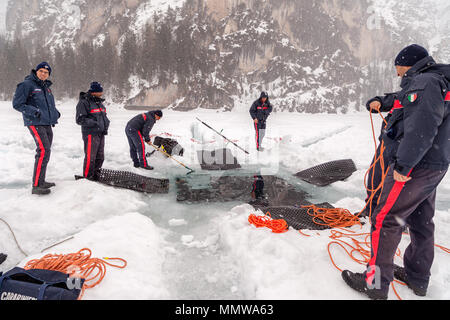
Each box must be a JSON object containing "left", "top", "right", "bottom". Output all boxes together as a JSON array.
[
  {"left": 75, "top": 168, "right": 170, "bottom": 194},
  {"left": 294, "top": 159, "right": 357, "bottom": 187},
  {"left": 252, "top": 203, "right": 335, "bottom": 231}
]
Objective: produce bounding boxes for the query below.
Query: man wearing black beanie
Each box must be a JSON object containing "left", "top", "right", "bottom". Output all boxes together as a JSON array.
[
  {"left": 342, "top": 44, "right": 450, "bottom": 300},
  {"left": 12, "top": 61, "right": 60, "bottom": 195},
  {"left": 76, "top": 81, "right": 110, "bottom": 181}
]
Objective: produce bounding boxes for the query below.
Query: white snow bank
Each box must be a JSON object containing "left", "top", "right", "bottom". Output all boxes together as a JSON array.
[{"left": 17, "top": 213, "right": 170, "bottom": 300}]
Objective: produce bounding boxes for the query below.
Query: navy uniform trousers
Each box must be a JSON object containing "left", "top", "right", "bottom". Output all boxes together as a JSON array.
[
  {"left": 366, "top": 165, "right": 447, "bottom": 295},
  {"left": 28, "top": 125, "right": 53, "bottom": 187},
  {"left": 82, "top": 133, "right": 105, "bottom": 179},
  {"left": 125, "top": 126, "right": 149, "bottom": 168}
]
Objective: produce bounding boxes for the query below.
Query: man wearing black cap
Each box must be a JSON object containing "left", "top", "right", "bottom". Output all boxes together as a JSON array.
[
  {"left": 12, "top": 62, "right": 61, "bottom": 195},
  {"left": 342, "top": 44, "right": 450, "bottom": 300},
  {"left": 125, "top": 110, "right": 163, "bottom": 170},
  {"left": 76, "top": 82, "right": 110, "bottom": 180},
  {"left": 250, "top": 92, "right": 273, "bottom": 151}
]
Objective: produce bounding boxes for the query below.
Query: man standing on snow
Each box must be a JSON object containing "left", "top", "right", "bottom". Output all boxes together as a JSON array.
[
  {"left": 12, "top": 62, "right": 61, "bottom": 195},
  {"left": 250, "top": 91, "right": 273, "bottom": 151},
  {"left": 76, "top": 82, "right": 110, "bottom": 181},
  {"left": 125, "top": 110, "right": 163, "bottom": 170},
  {"left": 342, "top": 44, "right": 450, "bottom": 300}
]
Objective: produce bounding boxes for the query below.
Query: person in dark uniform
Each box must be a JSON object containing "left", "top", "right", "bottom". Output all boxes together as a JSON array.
[
  {"left": 12, "top": 62, "right": 61, "bottom": 195},
  {"left": 250, "top": 92, "right": 273, "bottom": 151},
  {"left": 251, "top": 175, "right": 265, "bottom": 200},
  {"left": 75, "top": 82, "right": 110, "bottom": 181},
  {"left": 125, "top": 110, "right": 163, "bottom": 170},
  {"left": 342, "top": 44, "right": 450, "bottom": 300}
]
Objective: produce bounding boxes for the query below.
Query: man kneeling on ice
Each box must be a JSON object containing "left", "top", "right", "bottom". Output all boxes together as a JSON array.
[
  {"left": 342, "top": 44, "right": 450, "bottom": 300},
  {"left": 125, "top": 110, "right": 163, "bottom": 170},
  {"left": 76, "top": 82, "right": 110, "bottom": 181}
]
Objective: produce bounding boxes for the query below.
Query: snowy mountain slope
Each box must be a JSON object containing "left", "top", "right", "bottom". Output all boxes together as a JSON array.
[
  {"left": 0, "top": 100, "right": 449, "bottom": 300},
  {"left": 4, "top": 0, "right": 392, "bottom": 112},
  {"left": 5, "top": 0, "right": 450, "bottom": 112}
]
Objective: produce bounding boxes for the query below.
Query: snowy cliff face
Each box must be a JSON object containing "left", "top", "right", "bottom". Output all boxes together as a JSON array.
[
  {"left": 5, "top": 0, "right": 449, "bottom": 112},
  {"left": 6, "top": 0, "right": 185, "bottom": 47}
]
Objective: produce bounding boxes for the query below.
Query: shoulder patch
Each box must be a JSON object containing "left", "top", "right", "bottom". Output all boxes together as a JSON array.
[{"left": 407, "top": 93, "right": 418, "bottom": 103}]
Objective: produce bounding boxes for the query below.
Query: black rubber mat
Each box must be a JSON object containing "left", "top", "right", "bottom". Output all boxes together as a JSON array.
[
  {"left": 75, "top": 169, "right": 170, "bottom": 194},
  {"left": 176, "top": 175, "right": 312, "bottom": 206},
  {"left": 153, "top": 136, "right": 184, "bottom": 156},
  {"left": 197, "top": 149, "right": 241, "bottom": 170},
  {"left": 294, "top": 159, "right": 357, "bottom": 187},
  {"left": 254, "top": 203, "right": 335, "bottom": 231}
]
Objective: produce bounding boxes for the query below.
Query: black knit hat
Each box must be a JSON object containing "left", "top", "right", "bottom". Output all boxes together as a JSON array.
[
  {"left": 89, "top": 81, "right": 103, "bottom": 93},
  {"left": 154, "top": 110, "right": 163, "bottom": 117},
  {"left": 35, "top": 62, "right": 52, "bottom": 75},
  {"left": 395, "top": 44, "right": 429, "bottom": 67},
  {"left": 260, "top": 91, "right": 269, "bottom": 99}
]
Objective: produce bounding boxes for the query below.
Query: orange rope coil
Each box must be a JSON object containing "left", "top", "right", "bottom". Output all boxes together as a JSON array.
[
  {"left": 24, "top": 248, "right": 127, "bottom": 300},
  {"left": 248, "top": 212, "right": 288, "bottom": 234},
  {"left": 302, "top": 205, "right": 362, "bottom": 229}
]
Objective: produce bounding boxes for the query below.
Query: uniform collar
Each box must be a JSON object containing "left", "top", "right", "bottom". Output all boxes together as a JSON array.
[
  {"left": 87, "top": 92, "right": 105, "bottom": 103},
  {"left": 400, "top": 56, "right": 436, "bottom": 88}
]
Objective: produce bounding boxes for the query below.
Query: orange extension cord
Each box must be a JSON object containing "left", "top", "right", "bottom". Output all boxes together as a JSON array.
[{"left": 24, "top": 248, "right": 127, "bottom": 300}]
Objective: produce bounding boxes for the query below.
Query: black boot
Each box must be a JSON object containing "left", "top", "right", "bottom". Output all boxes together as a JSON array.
[
  {"left": 0, "top": 253, "right": 7, "bottom": 265},
  {"left": 41, "top": 181, "right": 56, "bottom": 189},
  {"left": 32, "top": 186, "right": 51, "bottom": 195},
  {"left": 133, "top": 163, "right": 140, "bottom": 168},
  {"left": 342, "top": 270, "right": 388, "bottom": 300},
  {"left": 394, "top": 265, "right": 427, "bottom": 297},
  {"left": 140, "top": 165, "right": 154, "bottom": 170}
]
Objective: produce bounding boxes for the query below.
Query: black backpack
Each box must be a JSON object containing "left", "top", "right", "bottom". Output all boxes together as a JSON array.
[
  {"left": 0, "top": 267, "right": 84, "bottom": 300},
  {"left": 153, "top": 136, "right": 184, "bottom": 156}
]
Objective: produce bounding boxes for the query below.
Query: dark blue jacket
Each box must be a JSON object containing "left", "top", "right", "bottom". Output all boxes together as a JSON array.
[
  {"left": 250, "top": 98, "right": 273, "bottom": 123},
  {"left": 126, "top": 112, "right": 157, "bottom": 142},
  {"left": 381, "top": 56, "right": 450, "bottom": 175},
  {"left": 75, "top": 92, "right": 110, "bottom": 135},
  {"left": 12, "top": 70, "right": 60, "bottom": 126}
]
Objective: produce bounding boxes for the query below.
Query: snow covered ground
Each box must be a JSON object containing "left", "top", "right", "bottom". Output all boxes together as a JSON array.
[{"left": 0, "top": 100, "right": 449, "bottom": 300}]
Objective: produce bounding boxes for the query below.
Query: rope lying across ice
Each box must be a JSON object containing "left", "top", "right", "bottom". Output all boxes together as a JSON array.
[{"left": 0, "top": 217, "right": 28, "bottom": 256}]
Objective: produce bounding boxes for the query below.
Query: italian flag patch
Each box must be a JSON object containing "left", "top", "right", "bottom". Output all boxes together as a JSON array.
[{"left": 408, "top": 93, "right": 418, "bottom": 103}]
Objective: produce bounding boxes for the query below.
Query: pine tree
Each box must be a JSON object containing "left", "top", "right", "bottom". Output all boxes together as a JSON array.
[
  {"left": 77, "top": 41, "right": 95, "bottom": 89},
  {"left": 118, "top": 32, "right": 138, "bottom": 94},
  {"left": 94, "top": 36, "right": 117, "bottom": 89},
  {"left": 140, "top": 23, "right": 156, "bottom": 81}
]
